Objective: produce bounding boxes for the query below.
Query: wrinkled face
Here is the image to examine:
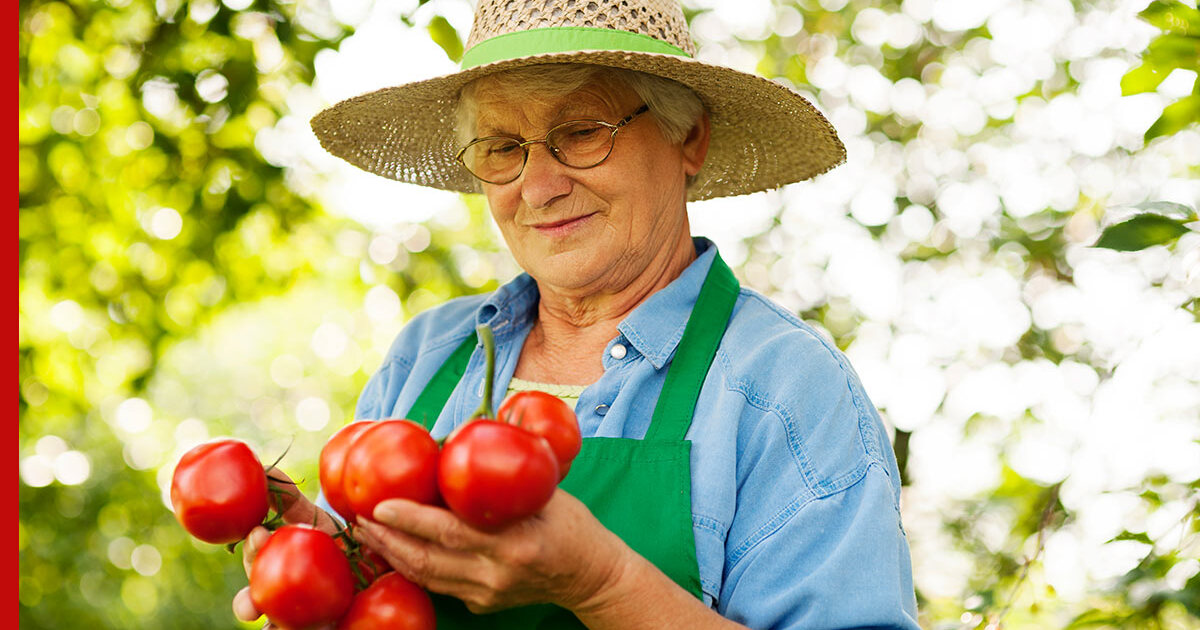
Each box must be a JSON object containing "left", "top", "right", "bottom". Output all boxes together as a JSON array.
[{"left": 469, "top": 80, "right": 706, "bottom": 297}]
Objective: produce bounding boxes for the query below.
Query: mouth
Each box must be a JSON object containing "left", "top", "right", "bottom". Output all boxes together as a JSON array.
[{"left": 530, "top": 212, "right": 597, "bottom": 234}]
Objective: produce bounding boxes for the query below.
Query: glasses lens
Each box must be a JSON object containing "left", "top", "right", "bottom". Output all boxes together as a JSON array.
[
  {"left": 461, "top": 138, "right": 524, "bottom": 183},
  {"left": 547, "top": 121, "right": 614, "bottom": 168}
]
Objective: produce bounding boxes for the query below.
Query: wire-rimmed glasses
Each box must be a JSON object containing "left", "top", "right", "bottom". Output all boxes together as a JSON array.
[{"left": 456, "top": 104, "right": 650, "bottom": 185}]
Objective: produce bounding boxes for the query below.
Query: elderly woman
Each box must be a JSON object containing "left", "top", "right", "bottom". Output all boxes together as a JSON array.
[{"left": 234, "top": 1, "right": 919, "bottom": 629}]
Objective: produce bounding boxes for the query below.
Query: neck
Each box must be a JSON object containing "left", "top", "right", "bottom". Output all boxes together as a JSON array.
[{"left": 515, "top": 233, "right": 697, "bottom": 384}]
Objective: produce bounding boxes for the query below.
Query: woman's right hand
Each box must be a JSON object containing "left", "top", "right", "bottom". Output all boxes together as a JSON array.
[{"left": 230, "top": 469, "right": 342, "bottom": 627}]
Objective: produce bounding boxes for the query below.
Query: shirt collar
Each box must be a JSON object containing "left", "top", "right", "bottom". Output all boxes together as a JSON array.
[
  {"left": 473, "top": 237, "right": 719, "bottom": 370},
  {"left": 475, "top": 272, "right": 539, "bottom": 338},
  {"left": 619, "top": 237, "right": 718, "bottom": 370}
]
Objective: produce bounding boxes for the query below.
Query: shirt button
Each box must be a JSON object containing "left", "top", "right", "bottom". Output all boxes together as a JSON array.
[
  {"left": 609, "top": 344, "right": 627, "bottom": 360},
  {"left": 595, "top": 404, "right": 609, "bottom": 416}
]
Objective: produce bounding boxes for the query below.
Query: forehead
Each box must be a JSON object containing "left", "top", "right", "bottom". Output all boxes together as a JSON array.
[{"left": 471, "top": 77, "right": 638, "bottom": 134}]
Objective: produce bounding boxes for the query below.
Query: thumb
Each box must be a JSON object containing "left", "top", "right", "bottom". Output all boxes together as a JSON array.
[{"left": 232, "top": 585, "right": 262, "bottom": 622}]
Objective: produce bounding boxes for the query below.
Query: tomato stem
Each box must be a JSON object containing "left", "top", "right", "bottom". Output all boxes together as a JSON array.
[
  {"left": 265, "top": 473, "right": 296, "bottom": 486},
  {"left": 263, "top": 436, "right": 295, "bottom": 472},
  {"left": 470, "top": 324, "right": 497, "bottom": 420},
  {"left": 332, "top": 523, "right": 374, "bottom": 591}
]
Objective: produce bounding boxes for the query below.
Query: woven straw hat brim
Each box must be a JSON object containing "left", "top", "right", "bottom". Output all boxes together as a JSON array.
[{"left": 311, "top": 49, "right": 846, "bottom": 201}]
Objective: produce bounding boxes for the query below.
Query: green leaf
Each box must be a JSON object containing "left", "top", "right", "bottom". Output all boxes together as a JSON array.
[
  {"left": 1108, "top": 530, "right": 1154, "bottom": 545},
  {"left": 427, "top": 16, "right": 463, "bottom": 63},
  {"left": 1121, "top": 61, "right": 1171, "bottom": 95},
  {"left": 1143, "top": 32, "right": 1200, "bottom": 67},
  {"left": 1181, "top": 571, "right": 1200, "bottom": 617},
  {"left": 1094, "top": 213, "right": 1195, "bottom": 251},
  {"left": 1139, "top": 0, "right": 1200, "bottom": 37},
  {"left": 1067, "top": 608, "right": 1125, "bottom": 628},
  {"left": 1145, "top": 93, "right": 1200, "bottom": 141},
  {"left": 1132, "top": 201, "right": 1200, "bottom": 220}
]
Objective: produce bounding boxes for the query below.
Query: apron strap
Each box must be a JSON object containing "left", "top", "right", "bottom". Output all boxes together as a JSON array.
[
  {"left": 645, "top": 253, "right": 740, "bottom": 442},
  {"left": 407, "top": 333, "right": 478, "bottom": 430}
]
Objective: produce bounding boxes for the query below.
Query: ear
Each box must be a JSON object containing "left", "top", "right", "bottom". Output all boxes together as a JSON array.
[{"left": 680, "top": 112, "right": 711, "bottom": 177}]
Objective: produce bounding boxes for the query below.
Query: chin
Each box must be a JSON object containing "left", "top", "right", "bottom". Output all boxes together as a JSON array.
[{"left": 529, "top": 253, "right": 609, "bottom": 291}]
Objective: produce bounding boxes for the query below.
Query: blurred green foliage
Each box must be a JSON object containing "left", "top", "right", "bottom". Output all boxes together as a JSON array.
[
  {"left": 18, "top": 0, "right": 497, "bottom": 627},
  {"left": 18, "top": 1, "right": 1200, "bottom": 629}
]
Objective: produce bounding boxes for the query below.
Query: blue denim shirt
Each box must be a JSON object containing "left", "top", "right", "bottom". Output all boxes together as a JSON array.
[{"left": 354, "top": 238, "right": 920, "bottom": 630}]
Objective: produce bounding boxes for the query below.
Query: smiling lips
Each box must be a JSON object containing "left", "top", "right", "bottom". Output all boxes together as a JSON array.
[{"left": 531, "top": 212, "right": 596, "bottom": 234}]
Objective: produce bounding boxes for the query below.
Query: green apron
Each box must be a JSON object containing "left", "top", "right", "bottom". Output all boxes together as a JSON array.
[{"left": 406, "top": 254, "right": 739, "bottom": 629}]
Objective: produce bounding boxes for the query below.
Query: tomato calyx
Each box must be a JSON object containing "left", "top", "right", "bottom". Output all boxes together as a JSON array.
[{"left": 332, "top": 522, "right": 391, "bottom": 591}]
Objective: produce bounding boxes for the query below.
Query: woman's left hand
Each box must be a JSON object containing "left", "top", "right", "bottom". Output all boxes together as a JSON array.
[{"left": 353, "top": 489, "right": 631, "bottom": 615}]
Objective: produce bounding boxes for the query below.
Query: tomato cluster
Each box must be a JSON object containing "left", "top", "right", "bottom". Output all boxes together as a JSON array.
[
  {"left": 320, "top": 419, "right": 441, "bottom": 525},
  {"left": 248, "top": 524, "right": 434, "bottom": 630},
  {"left": 320, "top": 326, "right": 582, "bottom": 532},
  {"left": 167, "top": 326, "right": 580, "bottom": 628},
  {"left": 247, "top": 524, "right": 435, "bottom": 630},
  {"left": 319, "top": 390, "right": 580, "bottom": 532},
  {"left": 169, "top": 438, "right": 436, "bottom": 629},
  {"left": 437, "top": 390, "right": 580, "bottom": 531}
]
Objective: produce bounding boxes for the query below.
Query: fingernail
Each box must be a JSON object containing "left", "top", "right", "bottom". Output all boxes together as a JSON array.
[{"left": 373, "top": 504, "right": 396, "bottom": 523}]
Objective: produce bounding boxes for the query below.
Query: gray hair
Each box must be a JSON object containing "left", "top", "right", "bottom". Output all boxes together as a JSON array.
[{"left": 455, "top": 64, "right": 705, "bottom": 186}]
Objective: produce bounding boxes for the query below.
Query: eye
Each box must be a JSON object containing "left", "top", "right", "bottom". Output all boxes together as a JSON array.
[
  {"left": 552, "top": 122, "right": 608, "bottom": 150},
  {"left": 485, "top": 140, "right": 521, "bottom": 156},
  {"left": 569, "top": 125, "right": 602, "bottom": 138}
]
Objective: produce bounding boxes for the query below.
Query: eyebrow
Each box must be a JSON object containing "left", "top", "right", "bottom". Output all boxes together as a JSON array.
[{"left": 475, "top": 101, "right": 615, "bottom": 138}]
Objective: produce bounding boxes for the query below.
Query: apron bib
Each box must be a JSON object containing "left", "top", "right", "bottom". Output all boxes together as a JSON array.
[{"left": 406, "top": 253, "right": 739, "bottom": 629}]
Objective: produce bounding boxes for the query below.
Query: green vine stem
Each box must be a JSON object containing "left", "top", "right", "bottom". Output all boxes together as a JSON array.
[
  {"left": 332, "top": 524, "right": 375, "bottom": 591},
  {"left": 470, "top": 324, "right": 497, "bottom": 421}
]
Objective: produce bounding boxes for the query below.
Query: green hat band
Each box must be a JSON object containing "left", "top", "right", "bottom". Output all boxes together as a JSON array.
[{"left": 460, "top": 26, "right": 692, "bottom": 70}]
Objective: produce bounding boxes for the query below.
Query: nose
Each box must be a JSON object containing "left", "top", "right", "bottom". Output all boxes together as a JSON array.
[{"left": 519, "top": 142, "right": 572, "bottom": 209}]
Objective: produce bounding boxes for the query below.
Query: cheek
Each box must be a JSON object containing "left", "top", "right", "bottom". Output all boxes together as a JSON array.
[
  {"left": 637, "top": 142, "right": 687, "bottom": 190},
  {"left": 484, "top": 187, "right": 518, "bottom": 224}
]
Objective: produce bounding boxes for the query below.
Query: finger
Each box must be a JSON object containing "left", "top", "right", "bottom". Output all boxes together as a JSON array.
[
  {"left": 354, "top": 517, "right": 483, "bottom": 588},
  {"left": 264, "top": 471, "right": 340, "bottom": 533},
  {"left": 373, "top": 499, "right": 489, "bottom": 551},
  {"left": 231, "top": 586, "right": 261, "bottom": 623},
  {"left": 279, "top": 494, "right": 340, "bottom": 531},
  {"left": 242, "top": 526, "right": 271, "bottom": 576},
  {"left": 264, "top": 468, "right": 301, "bottom": 512}
]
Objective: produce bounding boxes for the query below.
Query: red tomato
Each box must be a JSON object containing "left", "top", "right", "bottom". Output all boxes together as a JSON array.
[
  {"left": 437, "top": 419, "right": 560, "bottom": 531},
  {"left": 319, "top": 421, "right": 375, "bottom": 524},
  {"left": 335, "top": 572, "right": 436, "bottom": 630},
  {"left": 250, "top": 525, "right": 356, "bottom": 630},
  {"left": 497, "top": 390, "right": 582, "bottom": 480},
  {"left": 341, "top": 420, "right": 440, "bottom": 521},
  {"left": 170, "top": 439, "right": 269, "bottom": 544},
  {"left": 356, "top": 546, "right": 394, "bottom": 585}
]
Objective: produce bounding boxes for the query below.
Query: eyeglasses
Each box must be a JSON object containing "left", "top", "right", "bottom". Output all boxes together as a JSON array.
[{"left": 455, "top": 104, "right": 650, "bottom": 185}]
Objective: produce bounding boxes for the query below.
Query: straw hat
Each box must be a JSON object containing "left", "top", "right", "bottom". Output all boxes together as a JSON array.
[{"left": 311, "top": 0, "right": 845, "bottom": 201}]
